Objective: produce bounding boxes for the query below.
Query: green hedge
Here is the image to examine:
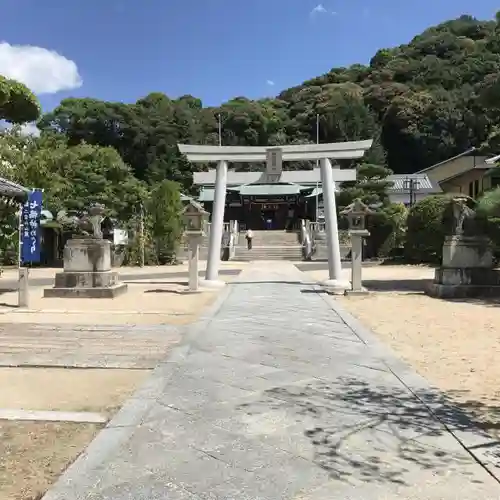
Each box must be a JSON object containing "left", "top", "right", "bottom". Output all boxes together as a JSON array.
[{"left": 404, "top": 194, "right": 458, "bottom": 264}]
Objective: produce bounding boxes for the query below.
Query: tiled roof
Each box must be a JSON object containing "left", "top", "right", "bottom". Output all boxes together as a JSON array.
[
  {"left": 387, "top": 174, "right": 441, "bottom": 193},
  {"left": 194, "top": 170, "right": 439, "bottom": 193},
  {"left": 229, "top": 183, "right": 310, "bottom": 196},
  {"left": 486, "top": 154, "right": 500, "bottom": 165},
  {"left": 193, "top": 169, "right": 322, "bottom": 186},
  {"left": 0, "top": 176, "right": 29, "bottom": 201}
]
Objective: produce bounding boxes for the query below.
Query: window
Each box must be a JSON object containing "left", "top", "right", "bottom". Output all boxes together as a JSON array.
[{"left": 468, "top": 180, "right": 481, "bottom": 198}]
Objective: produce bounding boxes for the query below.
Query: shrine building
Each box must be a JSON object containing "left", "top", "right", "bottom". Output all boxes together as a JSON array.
[{"left": 192, "top": 169, "right": 437, "bottom": 231}]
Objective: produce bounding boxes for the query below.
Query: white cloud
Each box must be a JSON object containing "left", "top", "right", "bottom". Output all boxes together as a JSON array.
[
  {"left": 310, "top": 3, "right": 337, "bottom": 16},
  {"left": 266, "top": 80, "right": 275, "bottom": 86},
  {"left": 310, "top": 3, "right": 328, "bottom": 15},
  {"left": 0, "top": 42, "right": 82, "bottom": 94},
  {"left": 19, "top": 122, "right": 40, "bottom": 137},
  {"left": 1, "top": 121, "right": 40, "bottom": 137}
]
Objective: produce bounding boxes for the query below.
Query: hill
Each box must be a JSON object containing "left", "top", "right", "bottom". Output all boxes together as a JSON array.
[{"left": 38, "top": 13, "right": 500, "bottom": 186}]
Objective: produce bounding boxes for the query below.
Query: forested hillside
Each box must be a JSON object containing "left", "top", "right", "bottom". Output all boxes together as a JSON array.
[{"left": 38, "top": 14, "right": 500, "bottom": 189}]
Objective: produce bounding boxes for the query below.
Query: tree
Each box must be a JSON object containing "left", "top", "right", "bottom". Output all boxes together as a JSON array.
[
  {"left": 147, "top": 180, "right": 183, "bottom": 264},
  {"left": 34, "top": 12, "right": 500, "bottom": 184},
  {"left": 0, "top": 76, "right": 40, "bottom": 123},
  {"left": 337, "top": 164, "right": 393, "bottom": 208},
  {"left": 336, "top": 164, "right": 399, "bottom": 257},
  {"left": 404, "top": 194, "right": 464, "bottom": 263},
  {"left": 0, "top": 130, "right": 147, "bottom": 220},
  {"left": 38, "top": 95, "right": 198, "bottom": 190}
]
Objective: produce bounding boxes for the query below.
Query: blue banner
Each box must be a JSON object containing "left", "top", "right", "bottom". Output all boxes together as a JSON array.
[{"left": 21, "top": 189, "right": 42, "bottom": 264}]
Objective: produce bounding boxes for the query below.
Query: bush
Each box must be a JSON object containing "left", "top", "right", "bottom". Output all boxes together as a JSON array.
[
  {"left": 477, "top": 188, "right": 500, "bottom": 262},
  {"left": 148, "top": 180, "right": 183, "bottom": 264},
  {"left": 404, "top": 194, "right": 460, "bottom": 264},
  {"left": 375, "top": 203, "right": 408, "bottom": 257}
]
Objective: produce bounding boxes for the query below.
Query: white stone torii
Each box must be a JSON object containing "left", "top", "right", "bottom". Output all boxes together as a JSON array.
[{"left": 178, "top": 140, "right": 373, "bottom": 290}]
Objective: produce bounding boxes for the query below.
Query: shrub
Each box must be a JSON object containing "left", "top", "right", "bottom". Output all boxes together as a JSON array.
[
  {"left": 148, "top": 180, "right": 183, "bottom": 264},
  {"left": 404, "top": 194, "right": 459, "bottom": 263},
  {"left": 477, "top": 188, "right": 500, "bottom": 262},
  {"left": 476, "top": 187, "right": 500, "bottom": 218},
  {"left": 375, "top": 203, "right": 408, "bottom": 257}
]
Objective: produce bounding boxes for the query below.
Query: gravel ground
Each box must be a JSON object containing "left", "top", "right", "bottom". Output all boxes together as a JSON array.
[{"left": 306, "top": 265, "right": 500, "bottom": 429}]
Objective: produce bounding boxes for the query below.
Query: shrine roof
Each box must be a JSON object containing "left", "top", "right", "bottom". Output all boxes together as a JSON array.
[{"left": 0, "top": 176, "right": 30, "bottom": 202}]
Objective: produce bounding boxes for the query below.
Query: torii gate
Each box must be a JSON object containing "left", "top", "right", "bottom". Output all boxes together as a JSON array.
[{"left": 178, "top": 140, "right": 373, "bottom": 290}]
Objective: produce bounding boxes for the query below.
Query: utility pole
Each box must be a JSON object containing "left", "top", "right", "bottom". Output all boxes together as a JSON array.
[
  {"left": 218, "top": 114, "right": 222, "bottom": 146},
  {"left": 316, "top": 114, "right": 320, "bottom": 221},
  {"left": 139, "top": 202, "right": 145, "bottom": 267},
  {"left": 403, "top": 178, "right": 421, "bottom": 208}
]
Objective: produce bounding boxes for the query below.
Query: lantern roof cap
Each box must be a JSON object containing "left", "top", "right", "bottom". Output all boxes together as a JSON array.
[
  {"left": 340, "top": 198, "right": 374, "bottom": 216},
  {"left": 182, "top": 199, "right": 209, "bottom": 216}
]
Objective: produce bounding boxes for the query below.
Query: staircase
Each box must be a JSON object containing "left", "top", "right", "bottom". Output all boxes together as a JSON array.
[{"left": 234, "top": 230, "right": 303, "bottom": 261}]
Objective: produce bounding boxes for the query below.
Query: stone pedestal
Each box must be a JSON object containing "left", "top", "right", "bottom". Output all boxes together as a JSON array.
[
  {"left": 44, "top": 239, "right": 127, "bottom": 298},
  {"left": 427, "top": 235, "right": 500, "bottom": 298},
  {"left": 344, "top": 230, "right": 370, "bottom": 296}
]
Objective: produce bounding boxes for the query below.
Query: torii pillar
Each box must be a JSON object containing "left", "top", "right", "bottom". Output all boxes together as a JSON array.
[
  {"left": 320, "top": 157, "right": 346, "bottom": 290},
  {"left": 178, "top": 141, "right": 373, "bottom": 290}
]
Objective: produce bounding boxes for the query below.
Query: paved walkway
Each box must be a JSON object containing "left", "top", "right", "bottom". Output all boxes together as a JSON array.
[{"left": 44, "top": 263, "right": 500, "bottom": 499}]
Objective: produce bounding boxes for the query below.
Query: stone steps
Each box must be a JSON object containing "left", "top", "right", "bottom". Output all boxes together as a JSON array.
[
  {"left": 247, "top": 230, "right": 300, "bottom": 246},
  {"left": 234, "top": 246, "right": 303, "bottom": 261}
]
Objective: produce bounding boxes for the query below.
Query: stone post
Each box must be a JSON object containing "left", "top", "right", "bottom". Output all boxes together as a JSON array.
[
  {"left": 204, "top": 160, "right": 228, "bottom": 287},
  {"left": 345, "top": 230, "right": 370, "bottom": 295},
  {"left": 188, "top": 235, "right": 201, "bottom": 292},
  {"left": 18, "top": 267, "right": 29, "bottom": 308},
  {"left": 319, "top": 158, "right": 349, "bottom": 291}
]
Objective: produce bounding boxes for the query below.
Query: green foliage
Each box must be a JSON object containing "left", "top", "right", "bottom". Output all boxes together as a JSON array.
[
  {"left": 31, "top": 13, "right": 500, "bottom": 179},
  {"left": 0, "top": 203, "right": 19, "bottom": 266},
  {"left": 338, "top": 164, "right": 393, "bottom": 207},
  {"left": 3, "top": 13, "right": 500, "bottom": 267},
  {"left": 375, "top": 203, "right": 409, "bottom": 257},
  {"left": 148, "top": 180, "right": 183, "bottom": 264},
  {"left": 0, "top": 130, "right": 147, "bottom": 219},
  {"left": 404, "top": 195, "right": 458, "bottom": 263},
  {"left": 0, "top": 76, "right": 40, "bottom": 123},
  {"left": 476, "top": 186, "right": 500, "bottom": 217},
  {"left": 337, "top": 163, "right": 399, "bottom": 257},
  {"left": 475, "top": 187, "right": 500, "bottom": 258}
]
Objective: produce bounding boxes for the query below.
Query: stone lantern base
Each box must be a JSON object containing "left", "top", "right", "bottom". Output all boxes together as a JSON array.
[{"left": 44, "top": 238, "right": 128, "bottom": 298}]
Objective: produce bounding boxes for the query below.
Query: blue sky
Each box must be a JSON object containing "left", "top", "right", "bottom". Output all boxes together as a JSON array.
[{"left": 0, "top": 0, "right": 498, "bottom": 112}]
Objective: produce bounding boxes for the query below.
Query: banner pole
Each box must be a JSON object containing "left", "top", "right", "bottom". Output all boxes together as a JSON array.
[{"left": 18, "top": 194, "right": 29, "bottom": 307}]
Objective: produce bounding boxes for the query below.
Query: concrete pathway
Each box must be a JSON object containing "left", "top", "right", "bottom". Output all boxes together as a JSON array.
[{"left": 43, "top": 263, "right": 500, "bottom": 499}]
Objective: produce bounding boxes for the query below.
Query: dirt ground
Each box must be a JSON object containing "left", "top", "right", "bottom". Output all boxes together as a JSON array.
[
  {"left": 0, "top": 281, "right": 221, "bottom": 325},
  {"left": 0, "top": 262, "right": 245, "bottom": 325},
  {"left": 307, "top": 265, "right": 500, "bottom": 428},
  {"left": 0, "top": 367, "right": 149, "bottom": 414},
  {"left": 0, "top": 420, "right": 101, "bottom": 500},
  {"left": 0, "top": 367, "right": 150, "bottom": 499}
]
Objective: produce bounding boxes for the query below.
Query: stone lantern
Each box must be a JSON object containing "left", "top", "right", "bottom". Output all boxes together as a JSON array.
[
  {"left": 182, "top": 200, "right": 209, "bottom": 291},
  {"left": 182, "top": 200, "right": 209, "bottom": 235},
  {"left": 342, "top": 198, "right": 372, "bottom": 233},
  {"left": 341, "top": 199, "right": 373, "bottom": 295}
]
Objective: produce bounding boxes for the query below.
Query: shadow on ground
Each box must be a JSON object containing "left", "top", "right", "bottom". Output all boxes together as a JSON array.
[
  {"left": 237, "top": 377, "right": 500, "bottom": 486},
  {"left": 440, "top": 296, "right": 500, "bottom": 308},
  {"left": 144, "top": 288, "right": 189, "bottom": 295},
  {"left": 128, "top": 280, "right": 188, "bottom": 286},
  {"left": 229, "top": 280, "right": 316, "bottom": 286},
  {"left": 362, "top": 279, "right": 432, "bottom": 293}
]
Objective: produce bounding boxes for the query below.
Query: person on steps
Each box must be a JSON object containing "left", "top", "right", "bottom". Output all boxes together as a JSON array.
[{"left": 245, "top": 228, "right": 253, "bottom": 250}]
